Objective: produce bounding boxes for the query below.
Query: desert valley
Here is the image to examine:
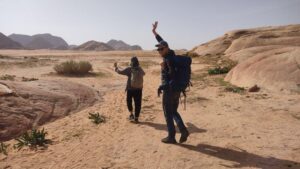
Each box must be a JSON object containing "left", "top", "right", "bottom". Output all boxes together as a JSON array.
[{"left": 0, "top": 24, "right": 299, "bottom": 169}]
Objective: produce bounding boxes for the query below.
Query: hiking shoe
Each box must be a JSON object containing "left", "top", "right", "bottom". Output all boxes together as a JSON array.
[
  {"left": 161, "top": 137, "right": 177, "bottom": 144},
  {"left": 130, "top": 117, "right": 139, "bottom": 124},
  {"left": 134, "top": 117, "right": 139, "bottom": 123},
  {"left": 128, "top": 114, "right": 134, "bottom": 121},
  {"left": 179, "top": 130, "right": 190, "bottom": 143}
]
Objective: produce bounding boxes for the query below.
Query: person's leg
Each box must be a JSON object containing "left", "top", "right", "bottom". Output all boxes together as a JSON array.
[
  {"left": 133, "top": 89, "right": 142, "bottom": 121},
  {"left": 171, "top": 92, "right": 189, "bottom": 143},
  {"left": 172, "top": 92, "right": 188, "bottom": 132},
  {"left": 162, "top": 89, "right": 176, "bottom": 143},
  {"left": 126, "top": 90, "right": 134, "bottom": 120}
]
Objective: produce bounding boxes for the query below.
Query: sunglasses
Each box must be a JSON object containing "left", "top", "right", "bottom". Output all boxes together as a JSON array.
[{"left": 157, "top": 47, "right": 165, "bottom": 51}]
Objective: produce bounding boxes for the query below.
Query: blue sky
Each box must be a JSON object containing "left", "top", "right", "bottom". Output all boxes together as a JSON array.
[{"left": 0, "top": 0, "right": 299, "bottom": 49}]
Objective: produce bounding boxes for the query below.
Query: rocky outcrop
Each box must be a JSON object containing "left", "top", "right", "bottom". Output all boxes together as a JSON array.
[
  {"left": 192, "top": 24, "right": 300, "bottom": 92},
  {"left": 0, "top": 80, "right": 100, "bottom": 141}
]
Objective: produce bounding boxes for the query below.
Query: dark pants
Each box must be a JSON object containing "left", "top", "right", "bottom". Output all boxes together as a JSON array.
[
  {"left": 162, "top": 89, "right": 187, "bottom": 139},
  {"left": 127, "top": 89, "right": 142, "bottom": 118}
]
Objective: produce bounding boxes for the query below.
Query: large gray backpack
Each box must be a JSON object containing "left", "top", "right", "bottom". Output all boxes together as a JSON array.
[{"left": 131, "top": 67, "right": 144, "bottom": 89}]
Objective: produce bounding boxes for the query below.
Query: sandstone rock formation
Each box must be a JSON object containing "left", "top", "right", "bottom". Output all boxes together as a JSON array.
[
  {"left": 0, "top": 80, "right": 99, "bottom": 141},
  {"left": 192, "top": 24, "right": 300, "bottom": 92}
]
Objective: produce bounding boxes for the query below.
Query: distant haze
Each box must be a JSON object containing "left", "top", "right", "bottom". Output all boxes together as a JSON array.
[{"left": 0, "top": 0, "right": 300, "bottom": 50}]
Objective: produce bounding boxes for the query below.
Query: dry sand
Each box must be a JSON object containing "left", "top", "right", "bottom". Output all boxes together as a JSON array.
[{"left": 0, "top": 50, "right": 299, "bottom": 169}]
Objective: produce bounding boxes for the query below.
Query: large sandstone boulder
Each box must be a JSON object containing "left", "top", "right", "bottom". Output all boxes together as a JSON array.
[
  {"left": 0, "top": 80, "right": 99, "bottom": 141},
  {"left": 192, "top": 24, "right": 300, "bottom": 92},
  {"left": 225, "top": 47, "right": 300, "bottom": 92}
]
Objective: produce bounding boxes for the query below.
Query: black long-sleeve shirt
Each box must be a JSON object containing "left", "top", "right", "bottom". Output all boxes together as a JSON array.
[{"left": 155, "top": 34, "right": 176, "bottom": 90}]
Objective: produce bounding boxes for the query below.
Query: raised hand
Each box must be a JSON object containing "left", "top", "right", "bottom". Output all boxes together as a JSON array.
[{"left": 152, "top": 21, "right": 158, "bottom": 35}]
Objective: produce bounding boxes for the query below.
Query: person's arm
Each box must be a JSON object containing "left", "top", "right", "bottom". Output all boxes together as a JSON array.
[
  {"left": 152, "top": 21, "right": 164, "bottom": 42},
  {"left": 115, "top": 67, "right": 130, "bottom": 76}
]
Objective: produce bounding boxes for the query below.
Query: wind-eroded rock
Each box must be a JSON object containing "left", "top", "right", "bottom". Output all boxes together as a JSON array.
[
  {"left": 0, "top": 80, "right": 100, "bottom": 141},
  {"left": 192, "top": 24, "right": 300, "bottom": 92}
]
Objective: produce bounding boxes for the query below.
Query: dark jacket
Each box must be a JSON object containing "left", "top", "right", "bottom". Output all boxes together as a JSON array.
[
  {"left": 115, "top": 66, "right": 145, "bottom": 91},
  {"left": 156, "top": 35, "right": 176, "bottom": 91}
]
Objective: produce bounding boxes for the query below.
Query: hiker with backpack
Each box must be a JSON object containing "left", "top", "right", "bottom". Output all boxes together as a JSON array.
[
  {"left": 152, "top": 21, "right": 191, "bottom": 144},
  {"left": 114, "top": 57, "right": 145, "bottom": 123}
]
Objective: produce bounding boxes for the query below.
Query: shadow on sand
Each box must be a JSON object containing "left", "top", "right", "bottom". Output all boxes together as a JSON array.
[
  {"left": 178, "top": 143, "right": 300, "bottom": 169},
  {"left": 138, "top": 121, "right": 207, "bottom": 134}
]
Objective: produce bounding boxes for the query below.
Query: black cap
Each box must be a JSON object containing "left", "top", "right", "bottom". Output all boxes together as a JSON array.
[{"left": 155, "top": 40, "right": 169, "bottom": 48}]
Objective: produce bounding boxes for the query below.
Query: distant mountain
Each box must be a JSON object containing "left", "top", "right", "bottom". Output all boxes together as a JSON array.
[
  {"left": 8, "top": 33, "right": 68, "bottom": 49},
  {"left": 68, "top": 45, "right": 78, "bottom": 50},
  {"left": 26, "top": 36, "right": 54, "bottom": 49},
  {"left": 107, "top": 39, "right": 142, "bottom": 50},
  {"left": 0, "top": 32, "right": 22, "bottom": 49},
  {"left": 8, "top": 34, "right": 32, "bottom": 47},
  {"left": 75, "top": 40, "right": 114, "bottom": 51}
]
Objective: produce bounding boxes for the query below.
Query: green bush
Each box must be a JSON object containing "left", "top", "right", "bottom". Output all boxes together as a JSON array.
[
  {"left": 0, "top": 142, "right": 9, "bottom": 155},
  {"left": 14, "top": 128, "right": 51, "bottom": 150},
  {"left": 88, "top": 112, "right": 105, "bottom": 124},
  {"left": 208, "top": 66, "right": 230, "bottom": 75},
  {"left": 54, "top": 60, "right": 92, "bottom": 75}
]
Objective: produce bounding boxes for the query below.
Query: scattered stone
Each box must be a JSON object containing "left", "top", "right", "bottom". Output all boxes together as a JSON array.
[{"left": 249, "top": 85, "right": 260, "bottom": 92}]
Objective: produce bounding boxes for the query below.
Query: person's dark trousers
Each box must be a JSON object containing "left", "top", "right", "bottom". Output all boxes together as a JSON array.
[
  {"left": 162, "top": 89, "right": 187, "bottom": 139},
  {"left": 126, "top": 89, "right": 143, "bottom": 118}
]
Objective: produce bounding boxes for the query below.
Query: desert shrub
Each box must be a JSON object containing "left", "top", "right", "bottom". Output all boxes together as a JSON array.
[
  {"left": 54, "top": 60, "right": 92, "bottom": 75},
  {"left": 208, "top": 66, "right": 230, "bottom": 75},
  {"left": 225, "top": 86, "right": 245, "bottom": 93},
  {"left": 88, "top": 112, "right": 105, "bottom": 124},
  {"left": 14, "top": 128, "right": 51, "bottom": 150},
  {"left": 78, "top": 61, "right": 93, "bottom": 74},
  {"left": 0, "top": 142, "right": 9, "bottom": 155},
  {"left": 22, "top": 77, "right": 39, "bottom": 82},
  {"left": 215, "top": 78, "right": 245, "bottom": 94},
  {"left": 0, "top": 74, "right": 16, "bottom": 81}
]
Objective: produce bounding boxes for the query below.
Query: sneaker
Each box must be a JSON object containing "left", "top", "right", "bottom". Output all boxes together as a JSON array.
[
  {"left": 161, "top": 137, "right": 177, "bottom": 144},
  {"left": 128, "top": 114, "right": 134, "bottom": 121},
  {"left": 179, "top": 130, "right": 190, "bottom": 143},
  {"left": 134, "top": 117, "right": 139, "bottom": 123}
]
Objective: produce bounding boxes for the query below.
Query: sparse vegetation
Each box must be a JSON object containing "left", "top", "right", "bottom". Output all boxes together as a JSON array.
[
  {"left": 14, "top": 128, "right": 51, "bottom": 150},
  {"left": 208, "top": 66, "right": 230, "bottom": 75},
  {"left": 22, "top": 77, "right": 39, "bottom": 82},
  {"left": 0, "top": 142, "right": 9, "bottom": 156},
  {"left": 215, "top": 78, "right": 245, "bottom": 94},
  {"left": 89, "top": 112, "right": 105, "bottom": 124},
  {"left": 225, "top": 86, "right": 245, "bottom": 93},
  {"left": 54, "top": 60, "right": 93, "bottom": 75},
  {"left": 0, "top": 74, "right": 16, "bottom": 81}
]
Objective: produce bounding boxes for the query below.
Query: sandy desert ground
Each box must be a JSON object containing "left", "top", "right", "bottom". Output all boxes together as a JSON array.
[{"left": 0, "top": 50, "right": 299, "bottom": 169}]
